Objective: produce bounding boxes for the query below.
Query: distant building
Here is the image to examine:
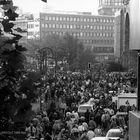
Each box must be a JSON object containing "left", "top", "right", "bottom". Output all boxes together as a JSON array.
[
  {"left": 98, "top": 0, "right": 124, "bottom": 16},
  {"left": 27, "top": 20, "right": 40, "bottom": 39},
  {"left": 14, "top": 16, "right": 28, "bottom": 45},
  {"left": 40, "top": 12, "right": 115, "bottom": 62},
  {"left": 114, "top": 10, "right": 125, "bottom": 58}
]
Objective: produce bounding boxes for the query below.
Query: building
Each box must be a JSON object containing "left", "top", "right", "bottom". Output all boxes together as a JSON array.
[
  {"left": 114, "top": 10, "right": 125, "bottom": 59},
  {"left": 14, "top": 16, "right": 28, "bottom": 45},
  {"left": 98, "top": 0, "right": 124, "bottom": 16},
  {"left": 113, "top": 0, "right": 139, "bottom": 69},
  {"left": 27, "top": 19, "right": 40, "bottom": 39},
  {"left": 40, "top": 12, "right": 115, "bottom": 62}
]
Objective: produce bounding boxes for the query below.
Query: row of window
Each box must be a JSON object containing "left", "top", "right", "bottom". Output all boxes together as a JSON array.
[
  {"left": 41, "top": 31, "right": 114, "bottom": 38},
  {"left": 94, "top": 46, "right": 114, "bottom": 53},
  {"left": 28, "top": 24, "right": 39, "bottom": 29},
  {"left": 101, "top": 0, "right": 123, "bottom": 6},
  {"left": 83, "top": 40, "right": 114, "bottom": 45},
  {"left": 41, "top": 15, "right": 114, "bottom": 23},
  {"left": 41, "top": 23, "right": 114, "bottom": 30},
  {"left": 41, "top": 32, "right": 114, "bottom": 45}
]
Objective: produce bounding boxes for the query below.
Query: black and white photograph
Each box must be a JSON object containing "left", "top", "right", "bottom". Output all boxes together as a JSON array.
[{"left": 0, "top": 0, "right": 139, "bottom": 140}]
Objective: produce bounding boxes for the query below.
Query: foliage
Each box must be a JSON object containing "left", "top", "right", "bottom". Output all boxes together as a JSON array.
[
  {"left": 106, "top": 61, "right": 125, "bottom": 72},
  {"left": 27, "top": 33, "right": 96, "bottom": 72},
  {"left": 0, "top": 0, "right": 31, "bottom": 131}
]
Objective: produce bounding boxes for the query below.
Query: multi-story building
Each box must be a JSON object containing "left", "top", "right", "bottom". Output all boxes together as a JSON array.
[
  {"left": 14, "top": 15, "right": 28, "bottom": 45},
  {"left": 27, "top": 20, "right": 40, "bottom": 39},
  {"left": 114, "top": 10, "right": 125, "bottom": 59},
  {"left": 40, "top": 12, "right": 115, "bottom": 62},
  {"left": 98, "top": 0, "right": 124, "bottom": 16}
]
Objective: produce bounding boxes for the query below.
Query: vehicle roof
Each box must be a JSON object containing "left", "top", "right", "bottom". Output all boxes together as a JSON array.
[
  {"left": 91, "top": 137, "right": 107, "bottom": 140},
  {"left": 79, "top": 103, "right": 93, "bottom": 107},
  {"left": 107, "top": 129, "right": 122, "bottom": 132}
]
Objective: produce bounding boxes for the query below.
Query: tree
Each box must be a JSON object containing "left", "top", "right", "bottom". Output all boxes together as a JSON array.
[
  {"left": 106, "top": 61, "right": 125, "bottom": 72},
  {"left": 0, "top": 0, "right": 28, "bottom": 130},
  {"left": 79, "top": 48, "right": 96, "bottom": 70}
]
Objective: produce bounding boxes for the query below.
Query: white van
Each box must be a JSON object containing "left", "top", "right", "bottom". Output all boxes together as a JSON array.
[{"left": 78, "top": 103, "right": 94, "bottom": 116}]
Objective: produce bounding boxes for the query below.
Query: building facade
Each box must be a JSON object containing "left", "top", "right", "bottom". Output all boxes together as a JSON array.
[
  {"left": 27, "top": 20, "right": 40, "bottom": 39},
  {"left": 40, "top": 12, "right": 115, "bottom": 62},
  {"left": 14, "top": 17, "right": 28, "bottom": 45},
  {"left": 98, "top": 0, "right": 124, "bottom": 15}
]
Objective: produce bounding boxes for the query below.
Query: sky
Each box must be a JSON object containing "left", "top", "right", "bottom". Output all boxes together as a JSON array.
[{"left": 13, "top": 0, "right": 99, "bottom": 14}]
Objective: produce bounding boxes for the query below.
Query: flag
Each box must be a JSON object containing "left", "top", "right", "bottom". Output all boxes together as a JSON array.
[{"left": 41, "top": 0, "right": 47, "bottom": 2}]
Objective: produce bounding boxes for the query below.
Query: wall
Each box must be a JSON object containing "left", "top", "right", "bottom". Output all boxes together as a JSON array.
[
  {"left": 129, "top": 0, "right": 140, "bottom": 50},
  {"left": 129, "top": 111, "right": 140, "bottom": 140}
]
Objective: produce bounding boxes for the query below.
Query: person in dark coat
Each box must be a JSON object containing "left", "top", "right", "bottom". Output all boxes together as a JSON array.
[{"left": 85, "top": 109, "right": 90, "bottom": 124}]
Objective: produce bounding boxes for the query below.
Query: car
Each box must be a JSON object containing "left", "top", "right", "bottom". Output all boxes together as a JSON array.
[{"left": 106, "top": 129, "right": 124, "bottom": 140}]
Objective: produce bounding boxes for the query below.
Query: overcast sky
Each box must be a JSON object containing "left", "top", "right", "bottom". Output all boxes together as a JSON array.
[{"left": 13, "top": 0, "right": 99, "bottom": 14}]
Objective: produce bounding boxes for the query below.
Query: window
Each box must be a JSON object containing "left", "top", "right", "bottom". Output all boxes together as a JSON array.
[
  {"left": 106, "top": 33, "right": 108, "bottom": 37},
  {"left": 52, "top": 17, "right": 55, "bottom": 20},
  {"left": 97, "top": 18, "right": 99, "bottom": 22},
  {"left": 70, "top": 25, "right": 73, "bottom": 29},
  {"left": 63, "top": 24, "right": 66, "bottom": 28},
  {"left": 84, "top": 18, "right": 86, "bottom": 22},
  {"left": 45, "top": 24, "right": 48, "bottom": 28},
  {"left": 52, "top": 24, "right": 55, "bottom": 28},
  {"left": 63, "top": 17, "right": 66, "bottom": 21},
  {"left": 67, "top": 17, "right": 70, "bottom": 21},
  {"left": 73, "top": 25, "right": 76, "bottom": 29},
  {"left": 80, "top": 32, "right": 83, "bottom": 37},
  {"left": 87, "top": 25, "right": 90, "bottom": 29},
  {"left": 60, "top": 17, "right": 62, "bottom": 21},
  {"left": 60, "top": 24, "right": 62, "bottom": 28},
  {"left": 56, "top": 24, "right": 59, "bottom": 28},
  {"left": 56, "top": 17, "right": 59, "bottom": 21},
  {"left": 45, "top": 16, "right": 48, "bottom": 20},
  {"left": 28, "top": 31, "right": 34, "bottom": 36},
  {"left": 48, "top": 16, "right": 52, "bottom": 20},
  {"left": 67, "top": 25, "right": 70, "bottom": 29},
  {"left": 80, "top": 25, "right": 83, "bottom": 29},
  {"left": 42, "top": 24, "right": 45, "bottom": 27},
  {"left": 100, "top": 33, "right": 102, "bottom": 37},
  {"left": 70, "top": 17, "right": 73, "bottom": 21},
  {"left": 90, "top": 18, "right": 93, "bottom": 22}
]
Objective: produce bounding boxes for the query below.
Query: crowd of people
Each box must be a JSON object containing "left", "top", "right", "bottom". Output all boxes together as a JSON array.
[{"left": 25, "top": 70, "right": 137, "bottom": 140}]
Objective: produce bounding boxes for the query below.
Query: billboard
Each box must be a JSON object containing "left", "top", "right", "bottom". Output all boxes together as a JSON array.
[{"left": 129, "top": 0, "right": 140, "bottom": 50}]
